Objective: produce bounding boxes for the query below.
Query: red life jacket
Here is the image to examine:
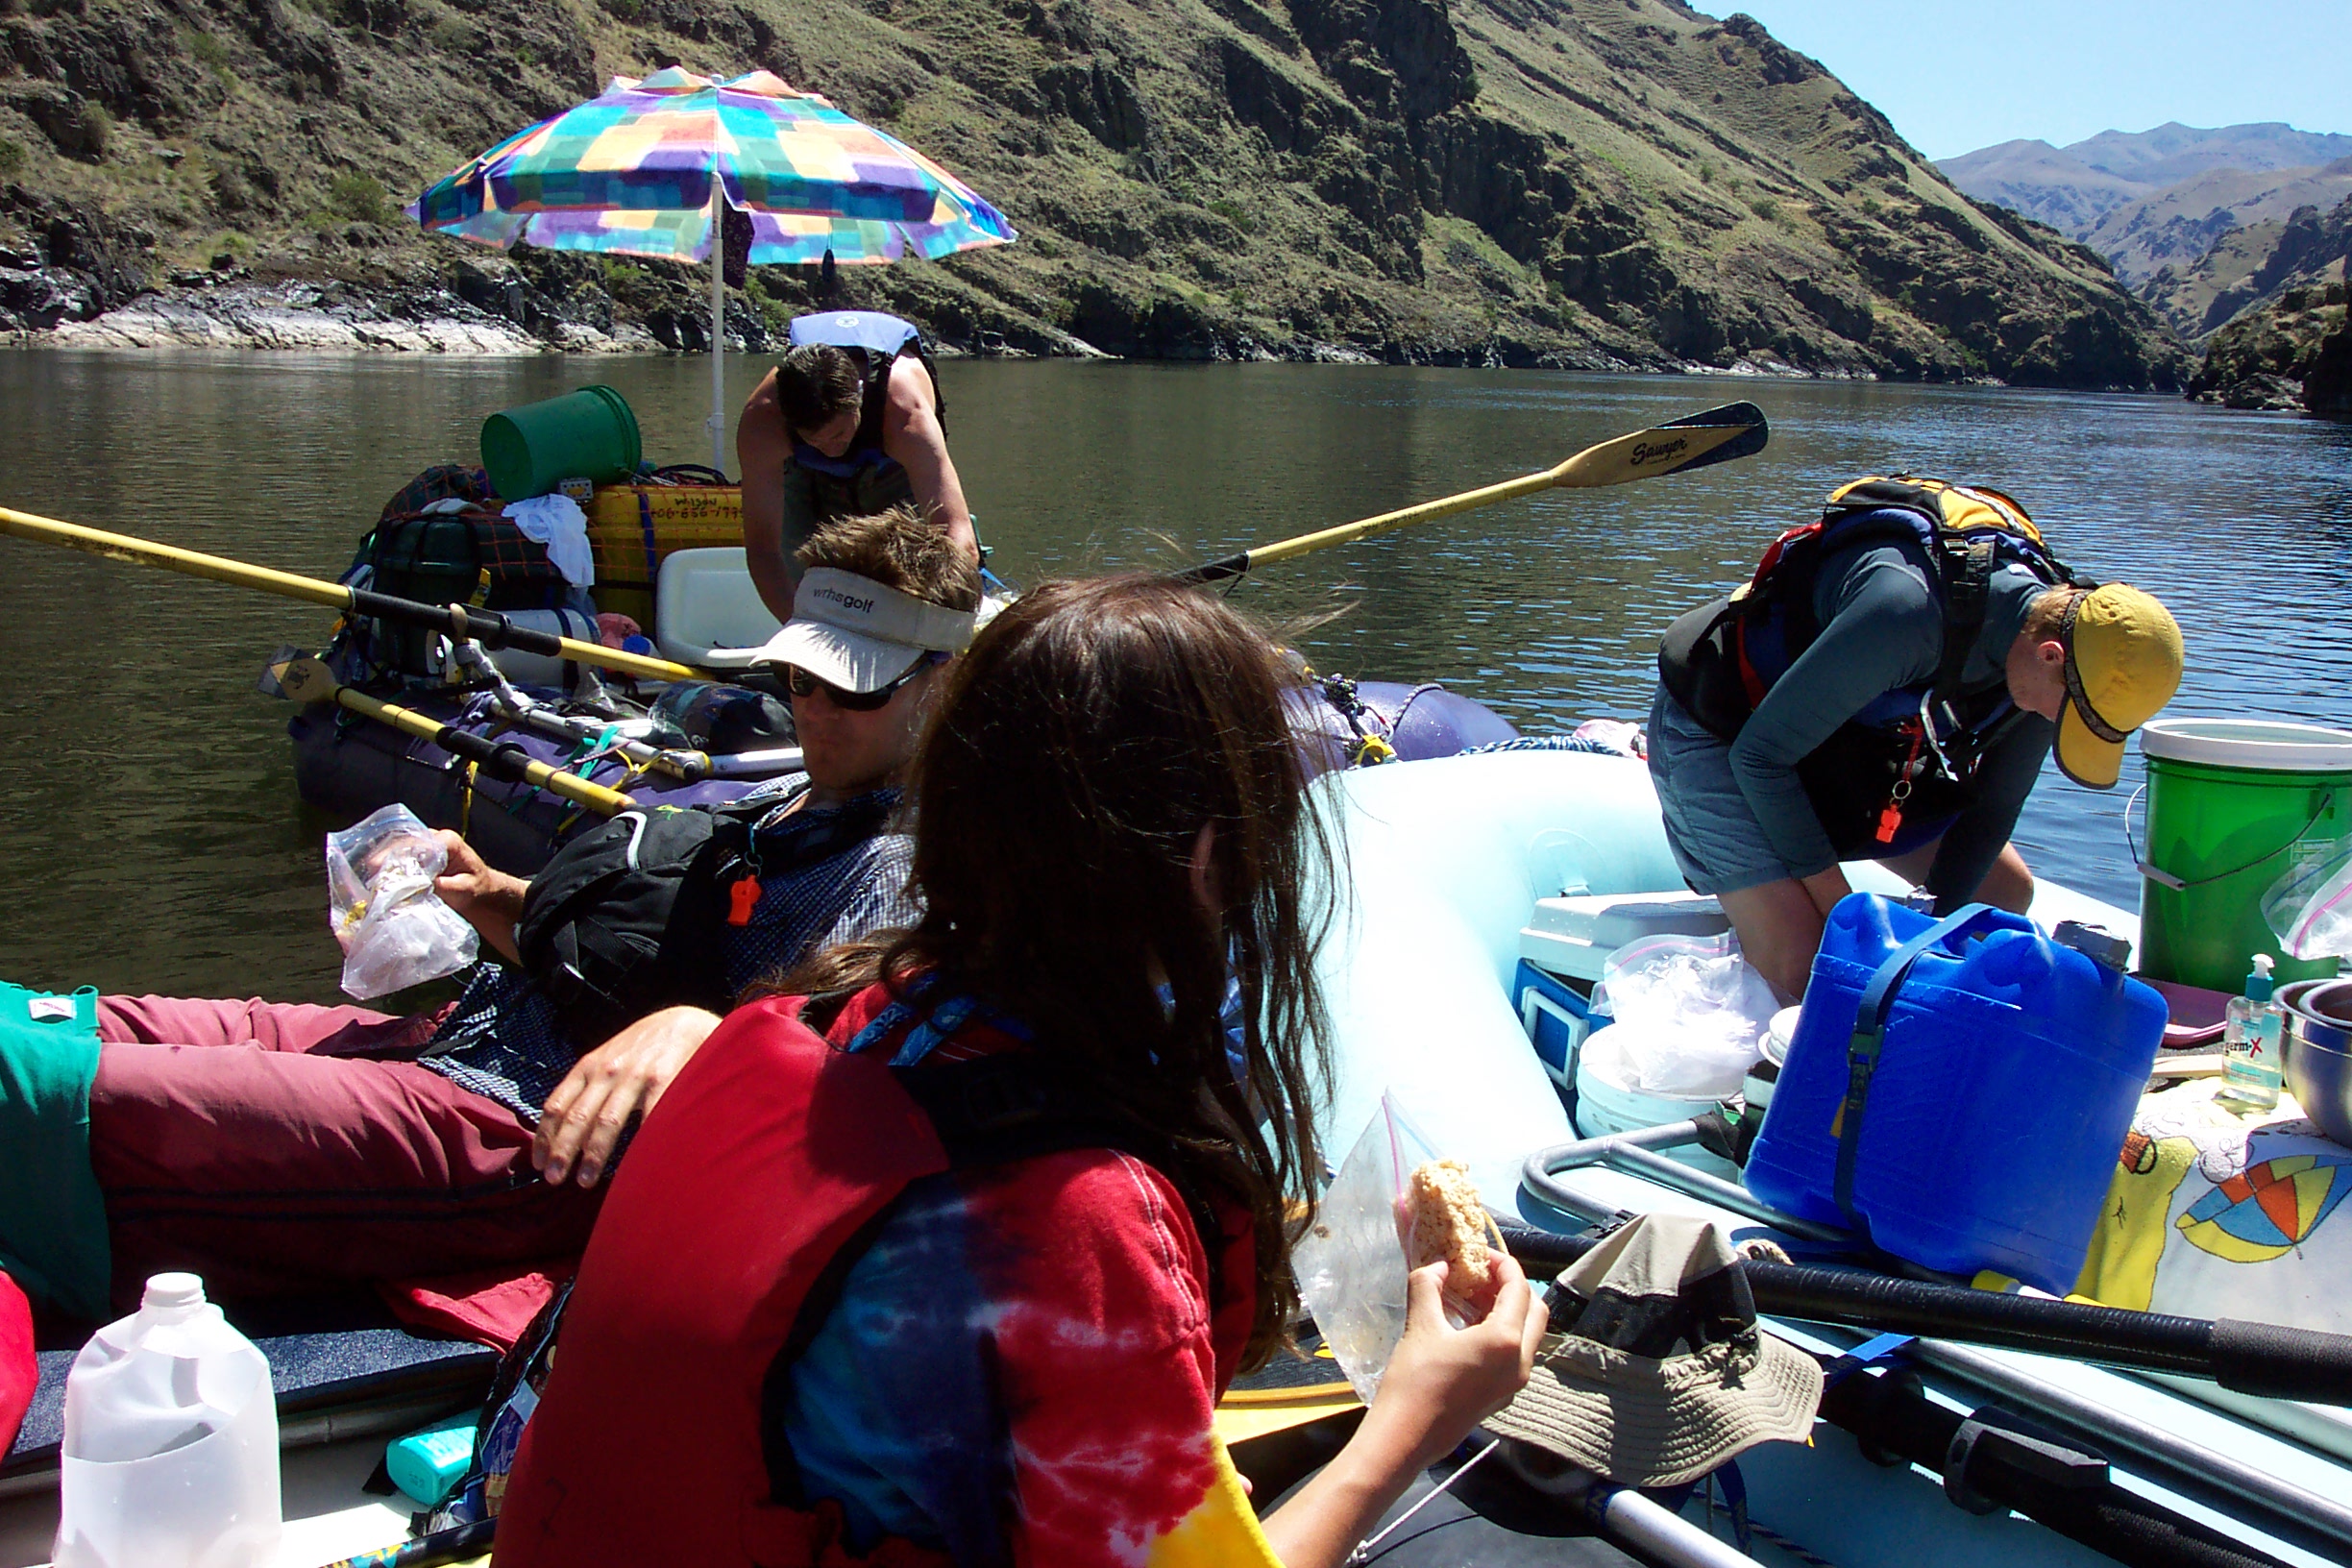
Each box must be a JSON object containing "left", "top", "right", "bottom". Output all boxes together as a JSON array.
[{"left": 492, "top": 992, "right": 1237, "bottom": 1568}]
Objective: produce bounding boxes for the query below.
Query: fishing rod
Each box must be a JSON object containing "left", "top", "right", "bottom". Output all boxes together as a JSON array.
[
  {"left": 268, "top": 653, "right": 639, "bottom": 817},
  {"left": 1172, "top": 401, "right": 1770, "bottom": 586},
  {"left": 0, "top": 505, "right": 703, "bottom": 684},
  {"left": 1495, "top": 1220, "right": 2352, "bottom": 1405}
]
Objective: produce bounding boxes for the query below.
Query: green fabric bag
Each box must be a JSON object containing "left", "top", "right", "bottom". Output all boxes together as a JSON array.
[{"left": 0, "top": 981, "right": 110, "bottom": 1319}]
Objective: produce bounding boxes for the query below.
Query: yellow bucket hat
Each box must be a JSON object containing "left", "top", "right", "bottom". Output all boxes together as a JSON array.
[{"left": 2056, "top": 585, "right": 2184, "bottom": 789}]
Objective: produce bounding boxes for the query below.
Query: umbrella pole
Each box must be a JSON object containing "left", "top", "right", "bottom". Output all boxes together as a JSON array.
[{"left": 708, "top": 174, "right": 726, "bottom": 477}]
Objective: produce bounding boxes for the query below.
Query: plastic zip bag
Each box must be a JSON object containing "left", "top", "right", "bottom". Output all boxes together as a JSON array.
[
  {"left": 2263, "top": 845, "right": 2352, "bottom": 961},
  {"left": 327, "top": 805, "right": 478, "bottom": 1000},
  {"left": 1292, "top": 1091, "right": 1445, "bottom": 1404},
  {"left": 1585, "top": 930, "right": 1776, "bottom": 1096}
]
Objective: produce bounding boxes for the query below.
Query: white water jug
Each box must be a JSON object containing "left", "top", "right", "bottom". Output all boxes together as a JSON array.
[{"left": 54, "top": 1273, "right": 281, "bottom": 1568}]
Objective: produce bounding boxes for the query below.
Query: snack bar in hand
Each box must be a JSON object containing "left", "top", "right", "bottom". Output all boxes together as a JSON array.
[{"left": 1403, "top": 1159, "right": 1507, "bottom": 1324}]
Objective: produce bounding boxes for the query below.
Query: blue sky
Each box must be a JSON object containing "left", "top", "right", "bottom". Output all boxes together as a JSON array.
[{"left": 1709, "top": 1, "right": 2352, "bottom": 161}]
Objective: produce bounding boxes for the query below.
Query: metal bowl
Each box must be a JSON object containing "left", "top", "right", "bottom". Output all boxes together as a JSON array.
[{"left": 2284, "top": 978, "right": 2352, "bottom": 1145}]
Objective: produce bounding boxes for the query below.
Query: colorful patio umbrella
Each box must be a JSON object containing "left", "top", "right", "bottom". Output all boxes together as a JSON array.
[{"left": 408, "top": 66, "right": 1015, "bottom": 470}]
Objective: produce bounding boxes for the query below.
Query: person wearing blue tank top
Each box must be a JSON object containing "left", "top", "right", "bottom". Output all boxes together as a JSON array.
[{"left": 738, "top": 309, "right": 978, "bottom": 622}]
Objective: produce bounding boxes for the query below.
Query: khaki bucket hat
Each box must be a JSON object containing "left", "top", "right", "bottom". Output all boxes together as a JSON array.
[{"left": 1484, "top": 1213, "right": 1822, "bottom": 1488}]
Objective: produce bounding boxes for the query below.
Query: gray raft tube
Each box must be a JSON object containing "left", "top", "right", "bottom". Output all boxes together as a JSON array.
[{"left": 1518, "top": 1125, "right": 2352, "bottom": 1564}]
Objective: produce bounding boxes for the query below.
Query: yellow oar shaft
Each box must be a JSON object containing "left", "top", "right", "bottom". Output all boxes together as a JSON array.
[
  {"left": 1245, "top": 469, "right": 1556, "bottom": 569},
  {"left": 0, "top": 504, "right": 354, "bottom": 608},
  {"left": 334, "top": 684, "right": 640, "bottom": 816},
  {"left": 0, "top": 505, "right": 701, "bottom": 685}
]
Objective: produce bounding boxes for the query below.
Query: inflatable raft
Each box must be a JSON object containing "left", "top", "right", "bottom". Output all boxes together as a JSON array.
[
  {"left": 287, "top": 670, "right": 1522, "bottom": 873},
  {"left": 15, "top": 754, "right": 2352, "bottom": 1566},
  {"left": 1309, "top": 748, "right": 2352, "bottom": 1567}
]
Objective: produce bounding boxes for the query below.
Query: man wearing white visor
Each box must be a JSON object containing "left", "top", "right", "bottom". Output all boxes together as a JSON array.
[{"left": 749, "top": 531, "right": 978, "bottom": 803}]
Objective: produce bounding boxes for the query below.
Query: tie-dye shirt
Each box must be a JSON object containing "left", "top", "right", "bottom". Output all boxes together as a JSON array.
[{"left": 773, "top": 983, "right": 1286, "bottom": 1568}]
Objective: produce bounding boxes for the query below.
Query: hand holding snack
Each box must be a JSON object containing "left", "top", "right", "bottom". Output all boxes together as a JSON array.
[{"left": 1400, "top": 1159, "right": 1508, "bottom": 1324}]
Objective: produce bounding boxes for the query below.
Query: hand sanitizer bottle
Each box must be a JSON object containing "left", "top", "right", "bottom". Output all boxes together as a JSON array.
[{"left": 2217, "top": 954, "right": 2285, "bottom": 1114}]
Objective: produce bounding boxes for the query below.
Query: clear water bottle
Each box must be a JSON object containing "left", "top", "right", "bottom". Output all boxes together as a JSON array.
[
  {"left": 2217, "top": 954, "right": 2286, "bottom": 1114},
  {"left": 55, "top": 1273, "right": 282, "bottom": 1568}
]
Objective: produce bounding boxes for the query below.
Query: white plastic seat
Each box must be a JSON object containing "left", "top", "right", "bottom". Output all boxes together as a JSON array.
[{"left": 653, "top": 547, "right": 781, "bottom": 671}]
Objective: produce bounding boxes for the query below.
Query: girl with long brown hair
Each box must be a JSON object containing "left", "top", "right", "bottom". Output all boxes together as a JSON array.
[{"left": 495, "top": 576, "right": 1543, "bottom": 1568}]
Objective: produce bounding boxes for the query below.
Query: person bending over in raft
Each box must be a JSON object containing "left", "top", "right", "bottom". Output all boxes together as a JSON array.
[
  {"left": 1, "top": 507, "right": 977, "bottom": 1331},
  {"left": 490, "top": 576, "right": 1549, "bottom": 1568},
  {"left": 739, "top": 308, "right": 977, "bottom": 623},
  {"left": 1652, "top": 475, "right": 2185, "bottom": 998}
]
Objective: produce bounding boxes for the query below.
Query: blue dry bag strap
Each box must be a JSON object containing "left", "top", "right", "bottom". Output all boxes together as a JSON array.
[
  {"left": 1832, "top": 903, "right": 2007, "bottom": 1229},
  {"left": 635, "top": 488, "right": 659, "bottom": 589}
]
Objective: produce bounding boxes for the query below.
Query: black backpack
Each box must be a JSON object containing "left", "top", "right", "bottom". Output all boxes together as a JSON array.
[{"left": 511, "top": 792, "right": 897, "bottom": 1047}]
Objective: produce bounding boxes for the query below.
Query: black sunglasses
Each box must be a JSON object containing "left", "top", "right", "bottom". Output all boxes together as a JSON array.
[{"left": 783, "top": 655, "right": 939, "bottom": 712}]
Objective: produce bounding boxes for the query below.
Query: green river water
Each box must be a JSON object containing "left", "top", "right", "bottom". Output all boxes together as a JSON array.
[{"left": 1, "top": 351, "right": 2348, "bottom": 1004}]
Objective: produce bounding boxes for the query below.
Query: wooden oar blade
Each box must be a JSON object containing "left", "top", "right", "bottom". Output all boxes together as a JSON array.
[
  {"left": 1551, "top": 401, "right": 1769, "bottom": 489},
  {"left": 266, "top": 652, "right": 337, "bottom": 706}
]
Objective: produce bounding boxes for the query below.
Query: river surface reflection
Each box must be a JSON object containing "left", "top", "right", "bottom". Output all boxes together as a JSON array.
[{"left": 2, "top": 351, "right": 2347, "bottom": 1001}]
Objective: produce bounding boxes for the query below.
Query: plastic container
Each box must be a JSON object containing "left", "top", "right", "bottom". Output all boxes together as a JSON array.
[
  {"left": 386, "top": 1409, "right": 478, "bottom": 1507},
  {"left": 56, "top": 1273, "right": 281, "bottom": 1568},
  {"left": 1573, "top": 1024, "right": 1738, "bottom": 1179},
  {"left": 479, "top": 386, "right": 643, "bottom": 503},
  {"left": 584, "top": 483, "right": 744, "bottom": 628},
  {"left": 1746, "top": 894, "right": 2166, "bottom": 1293},
  {"left": 485, "top": 607, "right": 600, "bottom": 691},
  {"left": 653, "top": 547, "right": 783, "bottom": 668},
  {"left": 1510, "top": 958, "right": 1591, "bottom": 1096},
  {"left": 1743, "top": 1005, "right": 1801, "bottom": 1113},
  {"left": 2216, "top": 953, "right": 2286, "bottom": 1113},
  {"left": 2138, "top": 718, "right": 2352, "bottom": 992},
  {"left": 1517, "top": 892, "right": 1728, "bottom": 983}
]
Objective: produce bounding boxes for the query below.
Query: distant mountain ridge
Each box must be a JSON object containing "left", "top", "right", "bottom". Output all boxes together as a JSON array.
[
  {"left": 2065, "top": 123, "right": 2352, "bottom": 189},
  {"left": 1939, "top": 123, "right": 2352, "bottom": 245},
  {"left": 1940, "top": 123, "right": 2350, "bottom": 419}
]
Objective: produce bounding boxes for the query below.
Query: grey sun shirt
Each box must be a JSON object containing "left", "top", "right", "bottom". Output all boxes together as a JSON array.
[{"left": 1727, "top": 532, "right": 2056, "bottom": 903}]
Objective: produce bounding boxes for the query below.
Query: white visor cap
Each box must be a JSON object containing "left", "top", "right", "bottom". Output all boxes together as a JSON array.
[{"left": 750, "top": 567, "right": 977, "bottom": 692}]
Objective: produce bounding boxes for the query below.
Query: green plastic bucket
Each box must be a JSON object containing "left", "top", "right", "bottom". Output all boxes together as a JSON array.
[
  {"left": 2137, "top": 719, "right": 2352, "bottom": 991},
  {"left": 479, "top": 385, "right": 642, "bottom": 502}
]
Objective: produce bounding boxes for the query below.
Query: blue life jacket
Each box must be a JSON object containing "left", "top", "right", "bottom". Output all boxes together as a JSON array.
[{"left": 783, "top": 311, "right": 935, "bottom": 484}]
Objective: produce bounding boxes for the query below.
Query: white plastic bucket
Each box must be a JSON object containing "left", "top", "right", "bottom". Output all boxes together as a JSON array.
[{"left": 1573, "top": 1025, "right": 1740, "bottom": 1179}]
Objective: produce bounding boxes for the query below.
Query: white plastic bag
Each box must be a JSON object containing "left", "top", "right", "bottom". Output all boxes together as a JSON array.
[
  {"left": 327, "top": 805, "right": 477, "bottom": 1000},
  {"left": 2263, "top": 845, "right": 2352, "bottom": 961},
  {"left": 1292, "top": 1091, "right": 1445, "bottom": 1404},
  {"left": 1584, "top": 930, "right": 1777, "bottom": 1096}
]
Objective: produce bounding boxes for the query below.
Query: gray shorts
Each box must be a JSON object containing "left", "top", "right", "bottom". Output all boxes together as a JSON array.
[{"left": 1645, "top": 685, "right": 1795, "bottom": 897}]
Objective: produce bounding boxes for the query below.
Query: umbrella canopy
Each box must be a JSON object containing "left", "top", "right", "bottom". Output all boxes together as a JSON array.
[
  {"left": 411, "top": 65, "right": 1014, "bottom": 257},
  {"left": 408, "top": 65, "right": 1015, "bottom": 467}
]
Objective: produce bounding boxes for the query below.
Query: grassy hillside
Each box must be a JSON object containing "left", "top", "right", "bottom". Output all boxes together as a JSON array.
[
  {"left": 2183, "top": 194, "right": 2349, "bottom": 415},
  {"left": 0, "top": 0, "right": 2179, "bottom": 385}
]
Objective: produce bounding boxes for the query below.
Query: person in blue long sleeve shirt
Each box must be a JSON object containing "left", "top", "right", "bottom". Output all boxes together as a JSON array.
[{"left": 1652, "top": 479, "right": 2184, "bottom": 997}]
